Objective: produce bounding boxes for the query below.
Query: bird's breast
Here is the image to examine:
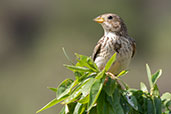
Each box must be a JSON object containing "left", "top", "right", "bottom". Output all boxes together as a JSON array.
[{"left": 97, "top": 35, "right": 133, "bottom": 74}]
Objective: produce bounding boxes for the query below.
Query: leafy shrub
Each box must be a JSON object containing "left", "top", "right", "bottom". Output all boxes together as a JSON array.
[{"left": 36, "top": 52, "right": 171, "bottom": 114}]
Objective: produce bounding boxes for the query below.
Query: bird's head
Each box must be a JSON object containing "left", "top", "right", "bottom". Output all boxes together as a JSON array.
[{"left": 94, "top": 13, "right": 127, "bottom": 35}]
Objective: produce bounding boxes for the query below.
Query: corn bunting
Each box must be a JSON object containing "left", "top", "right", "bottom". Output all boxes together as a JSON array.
[{"left": 92, "top": 13, "right": 136, "bottom": 76}]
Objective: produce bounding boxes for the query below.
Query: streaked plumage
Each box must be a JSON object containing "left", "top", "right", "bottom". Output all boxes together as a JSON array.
[{"left": 92, "top": 13, "right": 136, "bottom": 75}]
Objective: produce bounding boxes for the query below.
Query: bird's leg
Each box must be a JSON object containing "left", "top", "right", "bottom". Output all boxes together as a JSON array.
[
  {"left": 106, "top": 72, "right": 116, "bottom": 79},
  {"left": 105, "top": 72, "right": 124, "bottom": 89}
]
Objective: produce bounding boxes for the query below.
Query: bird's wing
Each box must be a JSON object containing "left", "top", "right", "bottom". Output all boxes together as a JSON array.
[
  {"left": 130, "top": 37, "right": 136, "bottom": 58},
  {"left": 91, "top": 42, "right": 101, "bottom": 61}
]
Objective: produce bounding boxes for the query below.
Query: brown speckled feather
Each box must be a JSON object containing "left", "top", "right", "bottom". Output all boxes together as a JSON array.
[
  {"left": 132, "top": 41, "right": 136, "bottom": 58},
  {"left": 92, "top": 43, "right": 101, "bottom": 61},
  {"left": 129, "top": 37, "right": 136, "bottom": 58}
]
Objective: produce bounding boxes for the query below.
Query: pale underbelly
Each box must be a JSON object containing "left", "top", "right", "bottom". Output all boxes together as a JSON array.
[
  {"left": 108, "top": 56, "right": 131, "bottom": 75},
  {"left": 95, "top": 54, "right": 131, "bottom": 75}
]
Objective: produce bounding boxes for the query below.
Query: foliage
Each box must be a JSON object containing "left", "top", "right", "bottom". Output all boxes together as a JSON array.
[{"left": 36, "top": 53, "right": 171, "bottom": 114}]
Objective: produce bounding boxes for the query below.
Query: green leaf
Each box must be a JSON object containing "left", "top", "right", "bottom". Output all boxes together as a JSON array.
[
  {"left": 152, "top": 84, "right": 160, "bottom": 96},
  {"left": 152, "top": 69, "right": 162, "bottom": 85},
  {"left": 36, "top": 98, "right": 61, "bottom": 113},
  {"left": 95, "top": 69, "right": 105, "bottom": 79},
  {"left": 107, "top": 105, "right": 116, "bottom": 114},
  {"left": 78, "top": 95, "right": 89, "bottom": 104},
  {"left": 81, "top": 78, "right": 95, "bottom": 96},
  {"left": 64, "top": 104, "right": 69, "bottom": 114},
  {"left": 62, "top": 89, "right": 82, "bottom": 104},
  {"left": 56, "top": 79, "right": 77, "bottom": 100},
  {"left": 123, "top": 91, "right": 138, "bottom": 111},
  {"left": 47, "top": 87, "right": 57, "bottom": 92},
  {"left": 165, "top": 100, "right": 171, "bottom": 110},
  {"left": 131, "top": 90, "right": 144, "bottom": 113},
  {"left": 161, "top": 92, "right": 171, "bottom": 110},
  {"left": 59, "top": 107, "right": 65, "bottom": 114},
  {"left": 73, "top": 103, "right": 86, "bottom": 114},
  {"left": 62, "top": 47, "right": 74, "bottom": 65},
  {"left": 86, "top": 57, "right": 99, "bottom": 71},
  {"left": 104, "top": 77, "right": 117, "bottom": 96},
  {"left": 161, "top": 92, "right": 171, "bottom": 101},
  {"left": 119, "top": 79, "right": 129, "bottom": 90},
  {"left": 140, "top": 82, "right": 148, "bottom": 93},
  {"left": 117, "top": 70, "right": 128, "bottom": 77},
  {"left": 153, "top": 97, "right": 162, "bottom": 114},
  {"left": 120, "top": 95, "right": 131, "bottom": 114},
  {"left": 74, "top": 71, "right": 83, "bottom": 80},
  {"left": 97, "top": 91, "right": 107, "bottom": 114},
  {"left": 163, "top": 110, "right": 171, "bottom": 114},
  {"left": 75, "top": 53, "right": 99, "bottom": 72},
  {"left": 74, "top": 72, "right": 92, "bottom": 81},
  {"left": 87, "top": 78, "right": 105, "bottom": 111},
  {"left": 107, "top": 88, "right": 124, "bottom": 114},
  {"left": 88, "top": 106, "right": 97, "bottom": 114},
  {"left": 105, "top": 53, "right": 117, "bottom": 71},
  {"left": 146, "top": 64, "right": 153, "bottom": 89},
  {"left": 64, "top": 78, "right": 95, "bottom": 104},
  {"left": 66, "top": 103, "right": 77, "bottom": 113},
  {"left": 146, "top": 97, "right": 156, "bottom": 114},
  {"left": 63, "top": 78, "right": 95, "bottom": 104},
  {"left": 97, "top": 91, "right": 118, "bottom": 114},
  {"left": 64, "top": 64, "right": 93, "bottom": 72}
]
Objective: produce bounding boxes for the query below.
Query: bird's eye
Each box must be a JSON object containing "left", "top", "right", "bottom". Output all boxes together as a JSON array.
[{"left": 108, "top": 16, "right": 113, "bottom": 20}]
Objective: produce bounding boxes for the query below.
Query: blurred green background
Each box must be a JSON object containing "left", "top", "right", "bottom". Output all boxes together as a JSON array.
[{"left": 0, "top": 0, "right": 171, "bottom": 114}]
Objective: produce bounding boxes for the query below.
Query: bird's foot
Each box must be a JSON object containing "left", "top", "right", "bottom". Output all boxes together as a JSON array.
[
  {"left": 104, "top": 72, "right": 116, "bottom": 85},
  {"left": 105, "top": 72, "right": 116, "bottom": 79},
  {"left": 105, "top": 72, "right": 124, "bottom": 89}
]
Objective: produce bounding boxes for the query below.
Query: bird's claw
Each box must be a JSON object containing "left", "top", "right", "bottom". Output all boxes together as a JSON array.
[
  {"left": 104, "top": 72, "right": 116, "bottom": 85},
  {"left": 105, "top": 72, "right": 116, "bottom": 79},
  {"left": 105, "top": 72, "right": 124, "bottom": 89}
]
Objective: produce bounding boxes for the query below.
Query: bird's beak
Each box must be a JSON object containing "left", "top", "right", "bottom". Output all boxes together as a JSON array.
[{"left": 94, "top": 17, "right": 104, "bottom": 23}]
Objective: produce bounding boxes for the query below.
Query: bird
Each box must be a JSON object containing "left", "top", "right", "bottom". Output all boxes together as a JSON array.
[{"left": 92, "top": 13, "right": 136, "bottom": 77}]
